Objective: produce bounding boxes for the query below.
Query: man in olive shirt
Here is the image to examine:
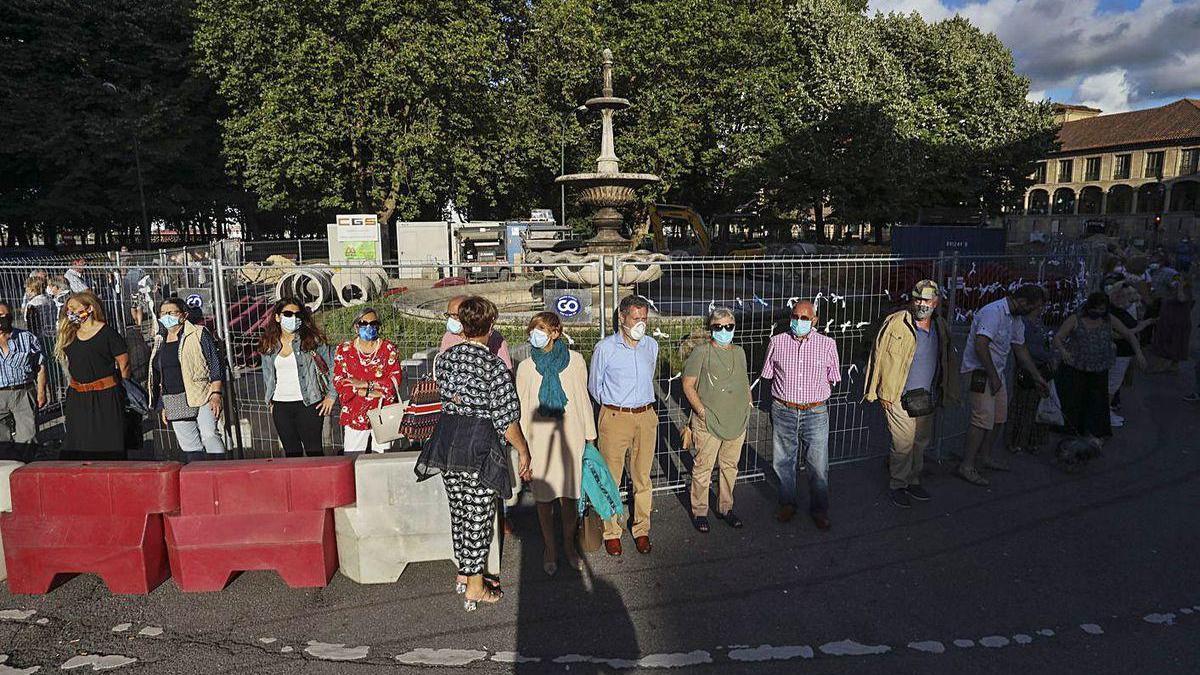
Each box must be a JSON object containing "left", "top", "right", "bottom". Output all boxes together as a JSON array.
[{"left": 681, "top": 307, "right": 751, "bottom": 531}]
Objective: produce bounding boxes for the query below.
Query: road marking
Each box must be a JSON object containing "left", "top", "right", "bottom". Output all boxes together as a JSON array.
[
  {"left": 1143, "top": 613, "right": 1176, "bottom": 625},
  {"left": 818, "top": 640, "right": 890, "bottom": 656},
  {"left": 953, "top": 639, "right": 975, "bottom": 648},
  {"left": 0, "top": 654, "right": 39, "bottom": 675},
  {"left": 727, "top": 645, "right": 813, "bottom": 662},
  {"left": 109, "top": 624, "right": 131, "bottom": 633},
  {"left": 135, "top": 627, "right": 162, "bottom": 638},
  {"left": 907, "top": 641, "right": 945, "bottom": 654},
  {"left": 59, "top": 655, "right": 136, "bottom": 671},
  {"left": 979, "top": 636, "right": 1010, "bottom": 648},
  {"left": 396, "top": 649, "right": 487, "bottom": 666},
  {"left": 0, "top": 611, "right": 35, "bottom": 621},
  {"left": 1080, "top": 624, "right": 1104, "bottom": 635}
]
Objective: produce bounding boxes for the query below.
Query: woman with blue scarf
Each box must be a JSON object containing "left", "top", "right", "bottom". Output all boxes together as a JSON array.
[{"left": 515, "top": 312, "right": 597, "bottom": 576}]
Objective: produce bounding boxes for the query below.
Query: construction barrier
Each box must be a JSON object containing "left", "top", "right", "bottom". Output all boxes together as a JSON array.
[
  {"left": 0, "top": 461, "right": 23, "bottom": 581},
  {"left": 334, "top": 452, "right": 454, "bottom": 584},
  {"left": 1, "top": 461, "right": 181, "bottom": 595},
  {"left": 164, "top": 456, "right": 355, "bottom": 591}
]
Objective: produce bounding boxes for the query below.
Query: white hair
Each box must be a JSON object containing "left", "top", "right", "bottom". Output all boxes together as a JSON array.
[{"left": 707, "top": 306, "right": 735, "bottom": 324}]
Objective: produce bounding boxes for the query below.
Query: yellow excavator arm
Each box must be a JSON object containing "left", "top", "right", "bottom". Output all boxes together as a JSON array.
[{"left": 639, "top": 204, "right": 712, "bottom": 254}]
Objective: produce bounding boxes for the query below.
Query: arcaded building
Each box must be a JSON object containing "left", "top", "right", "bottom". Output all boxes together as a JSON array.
[{"left": 1014, "top": 99, "right": 1200, "bottom": 243}]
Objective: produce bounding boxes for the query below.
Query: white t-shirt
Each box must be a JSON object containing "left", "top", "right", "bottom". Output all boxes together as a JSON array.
[
  {"left": 961, "top": 297, "right": 1026, "bottom": 381},
  {"left": 272, "top": 352, "right": 303, "bottom": 402}
]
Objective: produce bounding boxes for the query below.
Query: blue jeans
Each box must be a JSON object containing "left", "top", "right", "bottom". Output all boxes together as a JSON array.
[{"left": 771, "top": 401, "right": 830, "bottom": 514}]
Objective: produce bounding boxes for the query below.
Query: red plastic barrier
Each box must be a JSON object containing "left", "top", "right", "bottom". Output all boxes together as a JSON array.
[
  {"left": 0, "top": 462, "right": 181, "bottom": 595},
  {"left": 165, "top": 457, "right": 355, "bottom": 591}
]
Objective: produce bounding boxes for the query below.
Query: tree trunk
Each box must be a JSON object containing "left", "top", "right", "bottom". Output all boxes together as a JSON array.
[
  {"left": 872, "top": 219, "right": 884, "bottom": 245},
  {"left": 813, "top": 197, "right": 825, "bottom": 242}
]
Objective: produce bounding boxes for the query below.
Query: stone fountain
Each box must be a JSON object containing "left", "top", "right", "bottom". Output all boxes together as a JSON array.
[{"left": 534, "top": 48, "right": 669, "bottom": 287}]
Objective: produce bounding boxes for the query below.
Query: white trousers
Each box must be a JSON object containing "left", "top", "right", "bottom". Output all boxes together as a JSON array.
[
  {"left": 342, "top": 427, "right": 391, "bottom": 453},
  {"left": 1108, "top": 356, "right": 1132, "bottom": 398}
]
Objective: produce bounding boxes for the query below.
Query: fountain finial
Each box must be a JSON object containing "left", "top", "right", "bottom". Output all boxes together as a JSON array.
[{"left": 601, "top": 48, "right": 614, "bottom": 97}]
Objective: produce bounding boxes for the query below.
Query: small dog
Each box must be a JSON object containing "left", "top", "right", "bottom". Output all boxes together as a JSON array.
[{"left": 1055, "top": 436, "right": 1102, "bottom": 473}]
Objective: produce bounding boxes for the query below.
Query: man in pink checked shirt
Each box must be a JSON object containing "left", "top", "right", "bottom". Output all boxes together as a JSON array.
[{"left": 760, "top": 300, "right": 841, "bottom": 530}]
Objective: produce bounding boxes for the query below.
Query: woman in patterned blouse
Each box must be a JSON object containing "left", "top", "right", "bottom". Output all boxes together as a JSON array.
[
  {"left": 332, "top": 307, "right": 402, "bottom": 453},
  {"left": 421, "top": 296, "right": 531, "bottom": 611}
]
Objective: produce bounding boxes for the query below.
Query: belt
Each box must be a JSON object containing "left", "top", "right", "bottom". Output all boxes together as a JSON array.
[
  {"left": 773, "top": 397, "right": 825, "bottom": 411},
  {"left": 602, "top": 403, "right": 655, "bottom": 414},
  {"left": 69, "top": 375, "right": 119, "bottom": 393},
  {"left": 0, "top": 382, "right": 34, "bottom": 391}
]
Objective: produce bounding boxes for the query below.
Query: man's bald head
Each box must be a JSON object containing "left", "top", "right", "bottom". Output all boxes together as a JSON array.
[
  {"left": 791, "top": 300, "right": 818, "bottom": 320},
  {"left": 446, "top": 295, "right": 468, "bottom": 314}
]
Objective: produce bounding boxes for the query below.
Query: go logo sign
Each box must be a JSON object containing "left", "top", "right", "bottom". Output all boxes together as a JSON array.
[
  {"left": 185, "top": 294, "right": 204, "bottom": 310},
  {"left": 555, "top": 294, "right": 582, "bottom": 318}
]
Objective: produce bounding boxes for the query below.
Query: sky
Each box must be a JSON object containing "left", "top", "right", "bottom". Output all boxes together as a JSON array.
[{"left": 867, "top": 0, "right": 1200, "bottom": 114}]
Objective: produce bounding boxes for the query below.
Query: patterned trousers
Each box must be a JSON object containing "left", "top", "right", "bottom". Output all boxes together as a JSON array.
[{"left": 443, "top": 471, "right": 498, "bottom": 576}]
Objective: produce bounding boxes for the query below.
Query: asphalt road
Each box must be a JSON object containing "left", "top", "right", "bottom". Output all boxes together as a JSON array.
[{"left": 2, "top": 365, "right": 1199, "bottom": 674}]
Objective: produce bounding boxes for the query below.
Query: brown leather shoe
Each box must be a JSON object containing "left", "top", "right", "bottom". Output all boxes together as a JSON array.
[
  {"left": 811, "top": 513, "right": 831, "bottom": 531},
  {"left": 634, "top": 536, "right": 652, "bottom": 554},
  {"left": 776, "top": 504, "right": 796, "bottom": 523},
  {"left": 604, "top": 539, "right": 622, "bottom": 557}
]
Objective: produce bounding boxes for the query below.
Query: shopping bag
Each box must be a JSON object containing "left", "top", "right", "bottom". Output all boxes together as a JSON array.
[
  {"left": 1035, "top": 382, "right": 1064, "bottom": 426},
  {"left": 579, "top": 508, "right": 604, "bottom": 553}
]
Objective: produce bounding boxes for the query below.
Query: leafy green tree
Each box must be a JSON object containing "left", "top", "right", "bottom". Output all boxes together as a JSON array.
[{"left": 0, "top": 0, "right": 241, "bottom": 248}]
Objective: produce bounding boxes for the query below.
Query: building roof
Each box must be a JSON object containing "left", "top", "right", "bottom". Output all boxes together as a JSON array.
[{"left": 1057, "top": 99, "right": 1200, "bottom": 153}]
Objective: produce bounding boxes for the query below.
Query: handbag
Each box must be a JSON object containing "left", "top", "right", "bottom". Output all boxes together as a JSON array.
[
  {"left": 579, "top": 508, "right": 604, "bottom": 553},
  {"left": 398, "top": 374, "right": 443, "bottom": 443},
  {"left": 900, "top": 388, "right": 935, "bottom": 417},
  {"left": 367, "top": 380, "right": 406, "bottom": 446}
]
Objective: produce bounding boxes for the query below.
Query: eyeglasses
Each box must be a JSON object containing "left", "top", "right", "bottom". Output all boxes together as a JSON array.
[
  {"left": 794, "top": 315, "right": 815, "bottom": 321},
  {"left": 443, "top": 312, "right": 459, "bottom": 319},
  {"left": 280, "top": 310, "right": 300, "bottom": 318},
  {"left": 709, "top": 324, "right": 735, "bottom": 332},
  {"left": 356, "top": 320, "right": 382, "bottom": 328}
]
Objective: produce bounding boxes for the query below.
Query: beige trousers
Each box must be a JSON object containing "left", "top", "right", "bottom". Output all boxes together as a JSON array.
[
  {"left": 884, "top": 403, "right": 934, "bottom": 489},
  {"left": 688, "top": 414, "right": 744, "bottom": 517},
  {"left": 597, "top": 408, "right": 658, "bottom": 540}
]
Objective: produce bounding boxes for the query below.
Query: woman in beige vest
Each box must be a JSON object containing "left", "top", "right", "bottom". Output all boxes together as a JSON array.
[
  {"left": 148, "top": 298, "right": 226, "bottom": 462},
  {"left": 515, "top": 312, "right": 596, "bottom": 575}
]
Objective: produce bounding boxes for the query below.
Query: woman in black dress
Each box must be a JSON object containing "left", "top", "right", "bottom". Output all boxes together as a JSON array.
[{"left": 55, "top": 291, "right": 130, "bottom": 459}]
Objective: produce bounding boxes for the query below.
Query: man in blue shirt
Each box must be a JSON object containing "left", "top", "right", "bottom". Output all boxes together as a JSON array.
[
  {"left": 589, "top": 295, "right": 659, "bottom": 556},
  {"left": 0, "top": 302, "right": 47, "bottom": 458}
]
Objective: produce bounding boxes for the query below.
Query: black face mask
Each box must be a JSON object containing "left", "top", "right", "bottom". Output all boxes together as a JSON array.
[{"left": 0, "top": 315, "right": 12, "bottom": 332}]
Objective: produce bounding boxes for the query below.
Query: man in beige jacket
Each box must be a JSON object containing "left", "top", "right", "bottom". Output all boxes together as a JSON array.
[{"left": 863, "top": 280, "right": 958, "bottom": 508}]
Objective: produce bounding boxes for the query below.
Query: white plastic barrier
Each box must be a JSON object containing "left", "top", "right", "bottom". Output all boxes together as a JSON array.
[
  {"left": 334, "top": 452, "right": 503, "bottom": 584},
  {"left": 0, "top": 460, "right": 24, "bottom": 581}
]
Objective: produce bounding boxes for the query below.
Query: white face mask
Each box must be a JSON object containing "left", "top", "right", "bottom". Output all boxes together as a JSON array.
[
  {"left": 529, "top": 328, "right": 550, "bottom": 349},
  {"left": 625, "top": 320, "right": 647, "bottom": 341}
]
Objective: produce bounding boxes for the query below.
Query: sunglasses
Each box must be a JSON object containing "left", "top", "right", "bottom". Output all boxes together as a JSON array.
[
  {"left": 356, "top": 320, "right": 382, "bottom": 328},
  {"left": 280, "top": 310, "right": 301, "bottom": 318},
  {"left": 709, "top": 324, "right": 735, "bottom": 332}
]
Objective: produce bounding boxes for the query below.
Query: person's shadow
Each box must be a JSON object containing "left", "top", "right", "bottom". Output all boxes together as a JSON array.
[{"left": 513, "top": 413, "right": 639, "bottom": 672}]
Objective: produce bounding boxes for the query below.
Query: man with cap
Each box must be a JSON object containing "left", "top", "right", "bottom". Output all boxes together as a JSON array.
[{"left": 864, "top": 280, "right": 958, "bottom": 508}]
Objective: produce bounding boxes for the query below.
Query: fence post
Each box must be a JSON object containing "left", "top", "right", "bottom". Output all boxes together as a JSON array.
[
  {"left": 947, "top": 252, "right": 959, "bottom": 325},
  {"left": 933, "top": 253, "right": 945, "bottom": 462},
  {"left": 213, "top": 257, "right": 245, "bottom": 459},
  {"left": 597, "top": 257, "right": 607, "bottom": 339}
]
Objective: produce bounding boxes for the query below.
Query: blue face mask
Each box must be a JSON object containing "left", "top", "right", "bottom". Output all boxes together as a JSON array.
[
  {"left": 446, "top": 316, "right": 463, "bottom": 335},
  {"left": 357, "top": 324, "right": 379, "bottom": 341},
  {"left": 529, "top": 328, "right": 550, "bottom": 349},
  {"left": 281, "top": 316, "right": 302, "bottom": 333},
  {"left": 159, "top": 314, "right": 180, "bottom": 330},
  {"left": 791, "top": 318, "right": 813, "bottom": 336},
  {"left": 711, "top": 328, "right": 735, "bottom": 345}
]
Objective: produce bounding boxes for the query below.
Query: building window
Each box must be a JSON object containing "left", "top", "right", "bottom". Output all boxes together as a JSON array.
[
  {"left": 1031, "top": 162, "right": 1047, "bottom": 183},
  {"left": 1085, "top": 157, "right": 1101, "bottom": 181},
  {"left": 1181, "top": 148, "right": 1200, "bottom": 176},
  {"left": 1114, "top": 154, "right": 1131, "bottom": 180},
  {"left": 1058, "top": 159, "right": 1073, "bottom": 183},
  {"left": 1145, "top": 151, "right": 1164, "bottom": 179}
]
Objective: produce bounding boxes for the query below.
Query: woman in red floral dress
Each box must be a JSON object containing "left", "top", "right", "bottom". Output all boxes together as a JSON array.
[{"left": 332, "top": 307, "right": 402, "bottom": 453}]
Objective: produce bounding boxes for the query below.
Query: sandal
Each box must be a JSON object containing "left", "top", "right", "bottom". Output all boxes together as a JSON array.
[
  {"left": 455, "top": 575, "right": 501, "bottom": 594},
  {"left": 692, "top": 516, "right": 710, "bottom": 533},
  {"left": 957, "top": 466, "right": 990, "bottom": 486},
  {"left": 715, "top": 511, "right": 744, "bottom": 528},
  {"left": 463, "top": 587, "right": 503, "bottom": 612}
]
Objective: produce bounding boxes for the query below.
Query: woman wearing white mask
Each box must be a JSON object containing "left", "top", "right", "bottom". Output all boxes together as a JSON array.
[
  {"left": 440, "top": 294, "right": 512, "bottom": 369},
  {"left": 515, "top": 312, "right": 596, "bottom": 575},
  {"left": 681, "top": 307, "right": 751, "bottom": 532},
  {"left": 259, "top": 298, "right": 337, "bottom": 456},
  {"left": 148, "top": 297, "right": 226, "bottom": 462}
]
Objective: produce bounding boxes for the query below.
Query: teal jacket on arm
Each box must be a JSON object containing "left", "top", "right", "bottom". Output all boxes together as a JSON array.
[{"left": 578, "top": 441, "right": 625, "bottom": 520}]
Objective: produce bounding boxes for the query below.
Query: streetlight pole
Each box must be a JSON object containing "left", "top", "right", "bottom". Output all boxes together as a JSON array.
[
  {"left": 560, "top": 105, "right": 589, "bottom": 228},
  {"left": 103, "top": 81, "right": 151, "bottom": 250}
]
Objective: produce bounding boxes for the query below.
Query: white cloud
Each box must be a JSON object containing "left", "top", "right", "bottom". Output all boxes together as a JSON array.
[
  {"left": 1075, "top": 69, "right": 1134, "bottom": 112},
  {"left": 869, "top": 0, "right": 1200, "bottom": 111}
]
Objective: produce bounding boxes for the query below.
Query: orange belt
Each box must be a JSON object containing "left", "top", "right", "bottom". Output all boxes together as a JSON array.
[
  {"left": 69, "top": 375, "right": 118, "bottom": 393},
  {"left": 774, "top": 397, "right": 824, "bottom": 411},
  {"left": 603, "top": 403, "right": 655, "bottom": 414}
]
